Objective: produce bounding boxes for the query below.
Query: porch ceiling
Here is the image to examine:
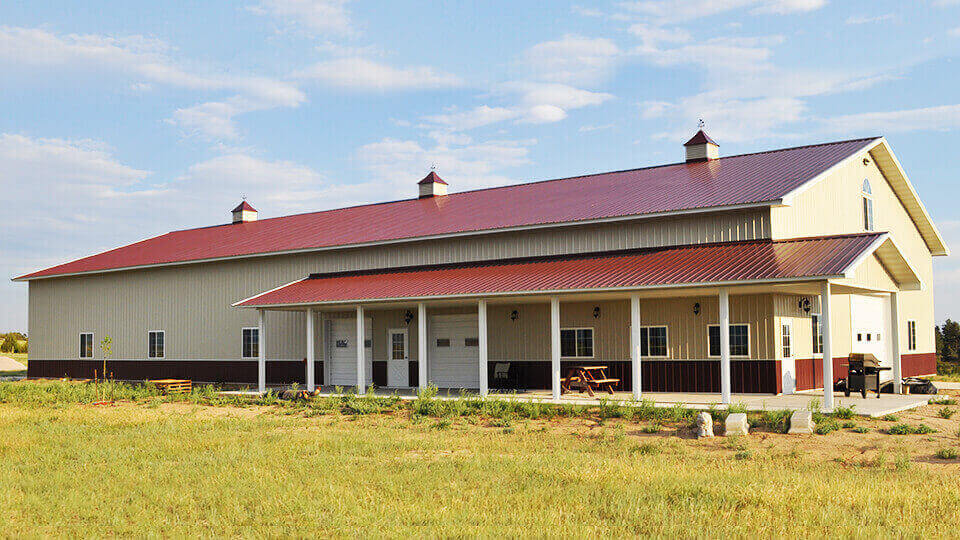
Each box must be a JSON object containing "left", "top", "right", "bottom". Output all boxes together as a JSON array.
[{"left": 234, "top": 233, "right": 886, "bottom": 310}]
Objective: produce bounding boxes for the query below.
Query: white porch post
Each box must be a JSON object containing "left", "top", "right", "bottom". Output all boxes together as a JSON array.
[
  {"left": 719, "top": 289, "right": 731, "bottom": 405},
  {"left": 257, "top": 308, "right": 266, "bottom": 394},
  {"left": 890, "top": 292, "right": 902, "bottom": 394},
  {"left": 305, "top": 308, "right": 315, "bottom": 392},
  {"left": 630, "top": 294, "right": 642, "bottom": 401},
  {"left": 356, "top": 305, "right": 365, "bottom": 394},
  {"left": 821, "top": 281, "right": 834, "bottom": 411},
  {"left": 418, "top": 302, "right": 428, "bottom": 390},
  {"left": 550, "top": 296, "right": 561, "bottom": 401},
  {"left": 478, "top": 299, "right": 488, "bottom": 397}
]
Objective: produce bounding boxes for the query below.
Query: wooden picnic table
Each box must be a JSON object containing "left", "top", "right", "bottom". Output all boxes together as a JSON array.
[{"left": 560, "top": 365, "right": 619, "bottom": 397}]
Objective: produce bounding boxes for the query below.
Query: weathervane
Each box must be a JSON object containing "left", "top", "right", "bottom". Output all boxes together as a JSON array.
[
  {"left": 698, "top": 118, "right": 705, "bottom": 130},
  {"left": 430, "top": 162, "right": 437, "bottom": 171}
]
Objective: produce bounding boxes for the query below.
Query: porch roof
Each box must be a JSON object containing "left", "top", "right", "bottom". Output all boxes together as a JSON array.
[{"left": 235, "top": 233, "right": 893, "bottom": 308}]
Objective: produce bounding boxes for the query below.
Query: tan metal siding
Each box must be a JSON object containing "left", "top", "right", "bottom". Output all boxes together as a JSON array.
[{"left": 770, "top": 153, "right": 935, "bottom": 355}]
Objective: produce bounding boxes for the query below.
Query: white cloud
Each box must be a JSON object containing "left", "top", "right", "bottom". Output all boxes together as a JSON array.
[
  {"left": 425, "top": 106, "right": 520, "bottom": 131},
  {"left": 248, "top": 0, "right": 354, "bottom": 36},
  {"left": 628, "top": 23, "right": 692, "bottom": 49},
  {"left": 823, "top": 104, "right": 960, "bottom": 134},
  {"left": 0, "top": 26, "right": 305, "bottom": 142},
  {"left": 356, "top": 137, "right": 533, "bottom": 193},
  {"left": 296, "top": 57, "right": 462, "bottom": 91},
  {"left": 642, "top": 95, "right": 806, "bottom": 142},
  {"left": 520, "top": 35, "right": 621, "bottom": 87},
  {"left": 845, "top": 14, "right": 895, "bottom": 25},
  {"left": 621, "top": 0, "right": 825, "bottom": 22},
  {"left": 950, "top": 27, "right": 960, "bottom": 37},
  {"left": 571, "top": 5, "right": 604, "bottom": 17}
]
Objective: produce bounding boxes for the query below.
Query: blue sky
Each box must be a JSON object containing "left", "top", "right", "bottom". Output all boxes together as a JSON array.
[{"left": 2, "top": 0, "right": 960, "bottom": 331}]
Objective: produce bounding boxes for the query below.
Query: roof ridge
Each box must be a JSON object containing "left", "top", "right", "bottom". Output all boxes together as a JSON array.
[{"left": 169, "top": 136, "right": 882, "bottom": 234}]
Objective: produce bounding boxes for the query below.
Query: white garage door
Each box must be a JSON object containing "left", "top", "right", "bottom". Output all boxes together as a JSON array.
[
  {"left": 326, "top": 318, "right": 372, "bottom": 386},
  {"left": 850, "top": 295, "right": 893, "bottom": 379},
  {"left": 429, "top": 314, "right": 479, "bottom": 389}
]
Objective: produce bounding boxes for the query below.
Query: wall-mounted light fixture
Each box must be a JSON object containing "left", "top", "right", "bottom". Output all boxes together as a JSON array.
[
  {"left": 863, "top": 157, "right": 871, "bottom": 166},
  {"left": 593, "top": 306, "right": 601, "bottom": 319},
  {"left": 798, "top": 297, "right": 811, "bottom": 314},
  {"left": 693, "top": 302, "right": 701, "bottom": 315},
  {"left": 510, "top": 310, "right": 519, "bottom": 322},
  {"left": 404, "top": 310, "right": 413, "bottom": 324}
]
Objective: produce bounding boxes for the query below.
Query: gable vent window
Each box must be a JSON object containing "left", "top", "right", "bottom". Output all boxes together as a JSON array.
[{"left": 862, "top": 178, "right": 874, "bottom": 231}]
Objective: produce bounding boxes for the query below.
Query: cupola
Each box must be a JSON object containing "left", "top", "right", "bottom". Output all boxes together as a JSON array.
[
  {"left": 232, "top": 200, "right": 258, "bottom": 224},
  {"left": 418, "top": 170, "right": 448, "bottom": 198},
  {"left": 684, "top": 129, "right": 719, "bottom": 162}
]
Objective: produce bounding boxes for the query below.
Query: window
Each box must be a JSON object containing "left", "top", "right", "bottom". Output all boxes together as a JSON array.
[
  {"left": 560, "top": 328, "right": 594, "bottom": 358},
  {"left": 811, "top": 314, "right": 823, "bottom": 354},
  {"left": 242, "top": 328, "right": 259, "bottom": 358},
  {"left": 907, "top": 320, "right": 917, "bottom": 351},
  {"left": 639, "top": 326, "right": 668, "bottom": 357},
  {"left": 708, "top": 324, "right": 750, "bottom": 357},
  {"left": 464, "top": 337, "right": 479, "bottom": 347},
  {"left": 781, "top": 322, "right": 792, "bottom": 358},
  {"left": 148, "top": 331, "right": 164, "bottom": 359},
  {"left": 436, "top": 338, "right": 450, "bottom": 347},
  {"left": 79, "top": 333, "right": 94, "bottom": 359},
  {"left": 862, "top": 179, "right": 874, "bottom": 231}
]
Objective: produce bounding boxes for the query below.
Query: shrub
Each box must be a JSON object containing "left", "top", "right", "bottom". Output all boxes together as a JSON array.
[
  {"left": 750, "top": 409, "right": 791, "bottom": 433},
  {"left": 815, "top": 418, "right": 840, "bottom": 435},
  {"left": 886, "top": 423, "right": 936, "bottom": 435},
  {"left": 887, "top": 423, "right": 913, "bottom": 435},
  {"left": 832, "top": 404, "right": 857, "bottom": 420},
  {"left": 938, "top": 407, "right": 955, "bottom": 419},
  {"left": 852, "top": 426, "right": 871, "bottom": 434},
  {"left": 931, "top": 397, "right": 957, "bottom": 405},
  {"left": 640, "top": 422, "right": 661, "bottom": 434},
  {"left": 936, "top": 447, "right": 959, "bottom": 460},
  {"left": 880, "top": 414, "right": 899, "bottom": 422},
  {"left": 734, "top": 450, "right": 753, "bottom": 461},
  {"left": 841, "top": 421, "right": 856, "bottom": 429}
]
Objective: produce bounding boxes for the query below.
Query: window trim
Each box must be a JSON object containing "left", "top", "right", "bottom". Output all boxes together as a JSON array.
[
  {"left": 560, "top": 326, "right": 595, "bottom": 359},
  {"left": 907, "top": 319, "right": 917, "bottom": 351},
  {"left": 780, "top": 320, "right": 793, "bottom": 359},
  {"left": 811, "top": 313, "right": 823, "bottom": 356},
  {"left": 148, "top": 330, "right": 165, "bottom": 359},
  {"left": 241, "top": 327, "right": 259, "bottom": 359},
  {"left": 707, "top": 324, "right": 751, "bottom": 358},
  {"left": 862, "top": 178, "right": 875, "bottom": 231},
  {"left": 638, "top": 325, "right": 669, "bottom": 358},
  {"left": 79, "top": 332, "right": 94, "bottom": 359}
]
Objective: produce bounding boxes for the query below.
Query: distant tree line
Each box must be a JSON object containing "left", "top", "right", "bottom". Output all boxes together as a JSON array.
[
  {"left": 936, "top": 320, "right": 960, "bottom": 373},
  {"left": 0, "top": 332, "right": 27, "bottom": 354}
]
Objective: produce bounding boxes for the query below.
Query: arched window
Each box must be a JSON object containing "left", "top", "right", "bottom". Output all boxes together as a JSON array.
[{"left": 861, "top": 179, "right": 874, "bottom": 231}]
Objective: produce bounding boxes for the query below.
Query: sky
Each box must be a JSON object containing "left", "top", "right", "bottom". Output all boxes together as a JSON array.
[{"left": 1, "top": 0, "right": 960, "bottom": 332}]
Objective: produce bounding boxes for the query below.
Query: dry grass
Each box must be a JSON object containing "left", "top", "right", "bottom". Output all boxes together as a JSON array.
[{"left": 1, "top": 380, "right": 960, "bottom": 536}]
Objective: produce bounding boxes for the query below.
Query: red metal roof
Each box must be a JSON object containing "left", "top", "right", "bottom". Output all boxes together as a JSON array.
[
  {"left": 232, "top": 201, "right": 257, "bottom": 213},
  {"left": 236, "top": 233, "right": 884, "bottom": 307},
  {"left": 417, "top": 171, "right": 448, "bottom": 185},
  {"left": 684, "top": 129, "right": 718, "bottom": 147},
  {"left": 18, "top": 137, "right": 877, "bottom": 280}
]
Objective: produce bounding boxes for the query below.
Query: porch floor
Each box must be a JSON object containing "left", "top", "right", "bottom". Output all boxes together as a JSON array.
[{"left": 221, "top": 386, "right": 932, "bottom": 417}]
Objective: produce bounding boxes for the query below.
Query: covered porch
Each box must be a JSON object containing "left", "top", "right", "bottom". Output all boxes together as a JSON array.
[{"left": 234, "top": 232, "right": 921, "bottom": 412}]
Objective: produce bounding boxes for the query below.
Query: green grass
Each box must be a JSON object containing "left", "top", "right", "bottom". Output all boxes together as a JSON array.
[{"left": 1, "top": 400, "right": 959, "bottom": 535}]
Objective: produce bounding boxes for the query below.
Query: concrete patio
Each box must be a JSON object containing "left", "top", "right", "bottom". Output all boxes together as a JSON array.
[{"left": 222, "top": 385, "right": 934, "bottom": 418}]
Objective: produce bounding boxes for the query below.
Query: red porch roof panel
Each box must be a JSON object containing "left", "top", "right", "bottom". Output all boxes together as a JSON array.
[
  {"left": 18, "top": 137, "right": 878, "bottom": 280},
  {"left": 236, "top": 233, "right": 884, "bottom": 307}
]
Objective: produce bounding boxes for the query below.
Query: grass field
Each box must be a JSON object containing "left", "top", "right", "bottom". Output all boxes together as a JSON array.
[{"left": 2, "top": 381, "right": 960, "bottom": 537}]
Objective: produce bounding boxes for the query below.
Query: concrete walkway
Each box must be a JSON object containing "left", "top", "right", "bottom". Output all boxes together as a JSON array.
[{"left": 221, "top": 386, "right": 931, "bottom": 417}]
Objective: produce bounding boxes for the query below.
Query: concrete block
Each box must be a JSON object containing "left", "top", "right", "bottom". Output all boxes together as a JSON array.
[
  {"left": 787, "top": 410, "right": 815, "bottom": 434},
  {"left": 695, "top": 412, "right": 713, "bottom": 438},
  {"left": 725, "top": 413, "right": 749, "bottom": 436}
]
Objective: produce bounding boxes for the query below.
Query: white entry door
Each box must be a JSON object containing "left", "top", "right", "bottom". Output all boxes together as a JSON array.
[
  {"left": 327, "top": 318, "right": 372, "bottom": 386},
  {"left": 429, "top": 314, "right": 479, "bottom": 389},
  {"left": 850, "top": 294, "right": 893, "bottom": 379},
  {"left": 387, "top": 329, "right": 409, "bottom": 387}
]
